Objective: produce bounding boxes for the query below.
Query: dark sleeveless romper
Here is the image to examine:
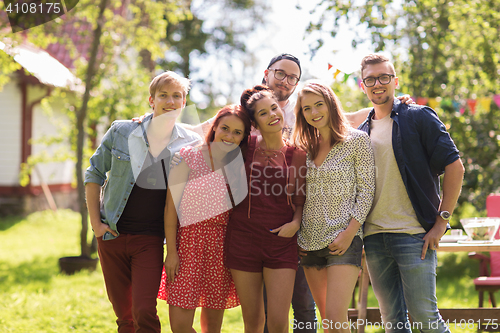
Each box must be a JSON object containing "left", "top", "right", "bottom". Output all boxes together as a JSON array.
[{"left": 225, "top": 136, "right": 298, "bottom": 272}]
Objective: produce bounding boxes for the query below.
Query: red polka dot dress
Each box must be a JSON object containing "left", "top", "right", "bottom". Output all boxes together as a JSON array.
[{"left": 158, "top": 146, "right": 240, "bottom": 310}]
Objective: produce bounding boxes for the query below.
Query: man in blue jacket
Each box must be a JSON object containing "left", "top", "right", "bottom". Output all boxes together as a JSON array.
[
  {"left": 85, "top": 71, "right": 201, "bottom": 333},
  {"left": 357, "top": 54, "right": 464, "bottom": 332}
]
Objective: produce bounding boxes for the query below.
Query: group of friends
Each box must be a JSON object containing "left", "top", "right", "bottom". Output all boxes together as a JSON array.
[{"left": 84, "top": 52, "right": 465, "bottom": 333}]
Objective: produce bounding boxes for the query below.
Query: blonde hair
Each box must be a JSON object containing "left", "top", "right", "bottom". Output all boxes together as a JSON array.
[
  {"left": 149, "top": 71, "right": 191, "bottom": 98},
  {"left": 293, "top": 81, "right": 349, "bottom": 160}
]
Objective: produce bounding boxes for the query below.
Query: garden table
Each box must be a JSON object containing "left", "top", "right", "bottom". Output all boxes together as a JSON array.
[{"left": 348, "top": 241, "right": 500, "bottom": 333}]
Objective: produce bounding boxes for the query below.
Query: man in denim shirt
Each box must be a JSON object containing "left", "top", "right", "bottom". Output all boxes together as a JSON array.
[
  {"left": 357, "top": 54, "right": 464, "bottom": 333},
  {"left": 84, "top": 71, "right": 201, "bottom": 333}
]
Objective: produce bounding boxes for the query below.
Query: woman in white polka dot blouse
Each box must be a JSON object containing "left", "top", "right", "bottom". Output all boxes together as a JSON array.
[{"left": 292, "top": 81, "right": 376, "bottom": 333}]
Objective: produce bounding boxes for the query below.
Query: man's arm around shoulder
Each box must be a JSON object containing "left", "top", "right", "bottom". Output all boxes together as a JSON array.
[{"left": 345, "top": 107, "right": 371, "bottom": 128}]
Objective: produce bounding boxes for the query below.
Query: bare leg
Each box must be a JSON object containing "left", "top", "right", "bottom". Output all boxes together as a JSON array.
[
  {"left": 325, "top": 265, "right": 360, "bottom": 333},
  {"left": 304, "top": 265, "right": 359, "bottom": 333},
  {"left": 303, "top": 266, "right": 328, "bottom": 324},
  {"left": 263, "top": 268, "right": 296, "bottom": 333},
  {"left": 200, "top": 308, "right": 225, "bottom": 333},
  {"left": 169, "top": 305, "right": 196, "bottom": 333},
  {"left": 231, "top": 269, "right": 265, "bottom": 333}
]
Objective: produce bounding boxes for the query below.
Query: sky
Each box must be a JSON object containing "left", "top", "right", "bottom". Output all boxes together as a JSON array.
[
  {"left": 189, "top": 0, "right": 387, "bottom": 108},
  {"left": 250, "top": 0, "right": 375, "bottom": 82},
  {"left": 1, "top": 0, "right": 385, "bottom": 109}
]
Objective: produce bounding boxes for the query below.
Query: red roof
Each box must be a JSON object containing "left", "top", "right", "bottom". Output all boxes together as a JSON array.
[{"left": 45, "top": 18, "right": 93, "bottom": 69}]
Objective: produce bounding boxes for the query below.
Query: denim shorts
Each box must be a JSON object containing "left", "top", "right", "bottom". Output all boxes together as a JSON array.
[{"left": 300, "top": 236, "right": 363, "bottom": 269}]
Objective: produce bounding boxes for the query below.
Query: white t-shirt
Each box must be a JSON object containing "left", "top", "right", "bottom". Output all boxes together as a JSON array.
[
  {"left": 364, "top": 114, "right": 425, "bottom": 237},
  {"left": 282, "top": 100, "right": 296, "bottom": 129}
]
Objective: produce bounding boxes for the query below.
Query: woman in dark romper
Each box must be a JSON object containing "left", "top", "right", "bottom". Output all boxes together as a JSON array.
[{"left": 225, "top": 85, "right": 307, "bottom": 333}]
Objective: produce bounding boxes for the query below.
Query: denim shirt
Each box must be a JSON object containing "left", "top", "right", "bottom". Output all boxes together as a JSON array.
[
  {"left": 84, "top": 114, "right": 202, "bottom": 240},
  {"left": 358, "top": 99, "right": 460, "bottom": 231}
]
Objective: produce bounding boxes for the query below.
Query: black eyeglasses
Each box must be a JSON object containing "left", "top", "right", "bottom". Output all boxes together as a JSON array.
[
  {"left": 362, "top": 74, "right": 395, "bottom": 87},
  {"left": 268, "top": 69, "right": 300, "bottom": 86}
]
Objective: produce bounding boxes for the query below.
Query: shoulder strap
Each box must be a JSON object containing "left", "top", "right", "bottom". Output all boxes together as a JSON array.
[
  {"left": 245, "top": 135, "right": 257, "bottom": 163},
  {"left": 209, "top": 144, "right": 235, "bottom": 208},
  {"left": 284, "top": 145, "right": 295, "bottom": 166}
]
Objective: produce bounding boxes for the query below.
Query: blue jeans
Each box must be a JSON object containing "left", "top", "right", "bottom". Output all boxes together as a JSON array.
[
  {"left": 291, "top": 265, "right": 317, "bottom": 332},
  {"left": 364, "top": 233, "right": 450, "bottom": 333}
]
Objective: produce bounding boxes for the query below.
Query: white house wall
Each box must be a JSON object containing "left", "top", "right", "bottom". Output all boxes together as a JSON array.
[
  {"left": 31, "top": 86, "right": 74, "bottom": 186},
  {"left": 0, "top": 81, "right": 22, "bottom": 186}
]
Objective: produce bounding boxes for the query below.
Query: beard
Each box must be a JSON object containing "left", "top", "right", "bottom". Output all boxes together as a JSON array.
[
  {"left": 370, "top": 95, "right": 391, "bottom": 105},
  {"left": 271, "top": 84, "right": 293, "bottom": 102}
]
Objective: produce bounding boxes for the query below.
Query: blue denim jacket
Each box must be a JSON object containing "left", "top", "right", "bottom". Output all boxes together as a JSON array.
[
  {"left": 84, "top": 114, "right": 202, "bottom": 240},
  {"left": 358, "top": 99, "right": 460, "bottom": 231}
]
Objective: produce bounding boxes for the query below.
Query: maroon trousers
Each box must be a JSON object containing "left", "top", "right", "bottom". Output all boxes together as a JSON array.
[{"left": 97, "top": 234, "right": 164, "bottom": 333}]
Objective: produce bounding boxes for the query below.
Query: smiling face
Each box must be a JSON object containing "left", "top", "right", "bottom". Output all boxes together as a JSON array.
[
  {"left": 212, "top": 114, "right": 246, "bottom": 153},
  {"left": 264, "top": 59, "right": 300, "bottom": 102},
  {"left": 253, "top": 96, "right": 284, "bottom": 134},
  {"left": 361, "top": 62, "right": 398, "bottom": 106},
  {"left": 148, "top": 83, "right": 186, "bottom": 118},
  {"left": 300, "top": 92, "right": 330, "bottom": 132}
]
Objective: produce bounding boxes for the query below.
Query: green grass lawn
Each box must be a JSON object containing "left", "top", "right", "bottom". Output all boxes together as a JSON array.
[
  {"left": 1, "top": 210, "right": 498, "bottom": 332},
  {"left": 0, "top": 210, "right": 243, "bottom": 333}
]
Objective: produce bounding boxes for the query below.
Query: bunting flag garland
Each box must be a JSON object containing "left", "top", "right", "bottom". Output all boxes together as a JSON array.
[
  {"left": 326, "top": 62, "right": 500, "bottom": 116},
  {"left": 494, "top": 95, "right": 500, "bottom": 109},
  {"left": 333, "top": 68, "right": 341, "bottom": 79},
  {"left": 441, "top": 99, "right": 453, "bottom": 108},
  {"left": 467, "top": 99, "right": 477, "bottom": 115},
  {"left": 417, "top": 97, "right": 428, "bottom": 105},
  {"left": 478, "top": 97, "right": 491, "bottom": 112},
  {"left": 412, "top": 96, "right": 500, "bottom": 115},
  {"left": 428, "top": 98, "right": 439, "bottom": 110},
  {"left": 353, "top": 76, "right": 362, "bottom": 88}
]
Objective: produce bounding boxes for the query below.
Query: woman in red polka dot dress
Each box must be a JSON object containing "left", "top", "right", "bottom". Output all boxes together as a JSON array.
[{"left": 158, "top": 105, "right": 251, "bottom": 332}]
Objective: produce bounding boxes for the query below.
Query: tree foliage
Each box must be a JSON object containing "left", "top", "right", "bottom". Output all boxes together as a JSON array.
[
  {"left": 307, "top": 0, "right": 500, "bottom": 217},
  {"left": 1, "top": 0, "right": 183, "bottom": 257},
  {"left": 160, "top": 0, "right": 268, "bottom": 117}
]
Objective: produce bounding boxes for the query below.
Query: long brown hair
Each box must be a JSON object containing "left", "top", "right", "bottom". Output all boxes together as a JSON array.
[
  {"left": 293, "top": 81, "right": 349, "bottom": 160},
  {"left": 205, "top": 104, "right": 251, "bottom": 157}
]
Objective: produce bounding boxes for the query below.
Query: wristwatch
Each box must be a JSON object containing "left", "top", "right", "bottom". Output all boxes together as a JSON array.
[{"left": 438, "top": 210, "right": 451, "bottom": 220}]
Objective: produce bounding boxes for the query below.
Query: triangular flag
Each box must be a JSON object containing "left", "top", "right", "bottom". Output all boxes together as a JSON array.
[
  {"left": 467, "top": 99, "right": 477, "bottom": 115},
  {"left": 478, "top": 97, "right": 491, "bottom": 112},
  {"left": 452, "top": 101, "right": 460, "bottom": 112},
  {"left": 328, "top": 63, "right": 333, "bottom": 70},
  {"left": 442, "top": 99, "right": 453, "bottom": 108},
  {"left": 343, "top": 73, "right": 350, "bottom": 83},
  {"left": 417, "top": 97, "right": 428, "bottom": 105},
  {"left": 493, "top": 95, "right": 500, "bottom": 109},
  {"left": 428, "top": 98, "right": 439, "bottom": 110},
  {"left": 354, "top": 77, "right": 362, "bottom": 88},
  {"left": 333, "top": 69, "right": 341, "bottom": 79}
]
